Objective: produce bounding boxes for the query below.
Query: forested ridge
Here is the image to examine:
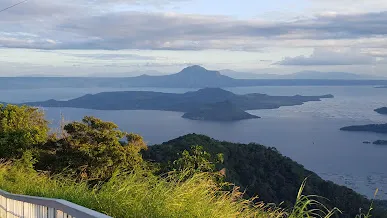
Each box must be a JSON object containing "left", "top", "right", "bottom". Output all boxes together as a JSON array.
[{"left": 145, "top": 134, "right": 386, "bottom": 217}]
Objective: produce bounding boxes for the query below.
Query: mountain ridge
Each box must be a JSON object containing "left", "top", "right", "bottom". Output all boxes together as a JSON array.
[
  {"left": 24, "top": 88, "right": 333, "bottom": 121},
  {"left": 340, "top": 123, "right": 387, "bottom": 134},
  {"left": 220, "top": 69, "right": 384, "bottom": 80},
  {"left": 3, "top": 66, "right": 387, "bottom": 89}
]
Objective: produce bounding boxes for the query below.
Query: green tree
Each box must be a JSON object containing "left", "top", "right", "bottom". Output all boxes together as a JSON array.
[
  {"left": 55, "top": 116, "right": 147, "bottom": 180},
  {"left": 168, "top": 145, "right": 225, "bottom": 184},
  {"left": 0, "top": 104, "right": 49, "bottom": 159},
  {"left": 173, "top": 145, "right": 223, "bottom": 173}
]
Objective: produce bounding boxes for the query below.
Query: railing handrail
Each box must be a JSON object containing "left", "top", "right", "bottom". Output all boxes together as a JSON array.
[{"left": 0, "top": 189, "right": 111, "bottom": 218}]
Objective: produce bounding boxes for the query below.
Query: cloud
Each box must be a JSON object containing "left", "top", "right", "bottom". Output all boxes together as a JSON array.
[
  {"left": 64, "top": 53, "right": 157, "bottom": 60},
  {"left": 363, "top": 49, "right": 387, "bottom": 57},
  {"left": 0, "top": 0, "right": 187, "bottom": 18},
  {"left": 276, "top": 49, "right": 377, "bottom": 66},
  {"left": 0, "top": 0, "right": 79, "bottom": 20},
  {"left": 49, "top": 12, "right": 288, "bottom": 50},
  {"left": 1, "top": 0, "right": 387, "bottom": 50},
  {"left": 307, "top": 12, "right": 387, "bottom": 39},
  {"left": 377, "top": 58, "right": 387, "bottom": 64},
  {"left": 308, "top": 0, "right": 387, "bottom": 14},
  {"left": 0, "top": 35, "right": 59, "bottom": 49}
]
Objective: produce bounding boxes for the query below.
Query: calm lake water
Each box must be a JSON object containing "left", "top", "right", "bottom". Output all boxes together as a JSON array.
[{"left": 2, "top": 86, "right": 387, "bottom": 199}]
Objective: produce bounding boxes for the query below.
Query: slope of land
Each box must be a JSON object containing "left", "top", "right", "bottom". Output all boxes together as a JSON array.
[
  {"left": 144, "top": 134, "right": 387, "bottom": 217},
  {"left": 220, "top": 69, "right": 279, "bottom": 79},
  {"left": 114, "top": 65, "right": 235, "bottom": 88},
  {"left": 340, "top": 123, "right": 387, "bottom": 134},
  {"left": 3, "top": 66, "right": 387, "bottom": 89},
  {"left": 25, "top": 88, "right": 333, "bottom": 121},
  {"left": 282, "top": 71, "right": 382, "bottom": 80},
  {"left": 373, "top": 140, "right": 387, "bottom": 145},
  {"left": 89, "top": 70, "right": 163, "bottom": 77},
  {"left": 221, "top": 69, "right": 382, "bottom": 80},
  {"left": 375, "top": 107, "right": 387, "bottom": 115},
  {"left": 182, "top": 101, "right": 259, "bottom": 121}
]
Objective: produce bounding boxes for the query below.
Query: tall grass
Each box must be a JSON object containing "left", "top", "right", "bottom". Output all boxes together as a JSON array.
[
  {"left": 355, "top": 189, "right": 379, "bottom": 218},
  {"left": 0, "top": 162, "right": 340, "bottom": 218},
  {"left": 288, "top": 179, "right": 341, "bottom": 218}
]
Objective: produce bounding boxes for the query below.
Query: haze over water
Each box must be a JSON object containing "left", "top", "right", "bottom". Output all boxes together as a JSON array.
[{"left": 2, "top": 85, "right": 387, "bottom": 199}]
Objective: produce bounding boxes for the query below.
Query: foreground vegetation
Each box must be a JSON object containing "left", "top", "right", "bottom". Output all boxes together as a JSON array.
[
  {"left": 1, "top": 162, "right": 284, "bottom": 218},
  {"left": 0, "top": 104, "right": 385, "bottom": 217}
]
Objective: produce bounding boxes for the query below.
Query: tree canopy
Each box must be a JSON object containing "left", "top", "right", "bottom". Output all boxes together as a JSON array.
[
  {"left": 48, "top": 116, "right": 148, "bottom": 180},
  {"left": 0, "top": 104, "right": 49, "bottom": 159}
]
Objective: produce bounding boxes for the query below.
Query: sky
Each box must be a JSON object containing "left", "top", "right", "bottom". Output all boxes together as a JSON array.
[{"left": 1, "top": 0, "right": 387, "bottom": 76}]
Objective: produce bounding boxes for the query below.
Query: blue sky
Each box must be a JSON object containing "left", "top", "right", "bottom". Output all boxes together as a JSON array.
[{"left": 1, "top": 0, "right": 387, "bottom": 76}]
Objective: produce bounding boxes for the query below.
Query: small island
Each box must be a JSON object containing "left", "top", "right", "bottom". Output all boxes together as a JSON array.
[
  {"left": 375, "top": 107, "right": 387, "bottom": 115},
  {"left": 340, "top": 123, "right": 387, "bottom": 134},
  {"left": 373, "top": 140, "right": 387, "bottom": 145},
  {"left": 25, "top": 87, "right": 333, "bottom": 121},
  {"left": 182, "top": 101, "right": 260, "bottom": 121}
]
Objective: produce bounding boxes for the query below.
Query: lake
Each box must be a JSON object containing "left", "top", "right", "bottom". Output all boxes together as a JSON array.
[{"left": 2, "top": 86, "right": 387, "bottom": 199}]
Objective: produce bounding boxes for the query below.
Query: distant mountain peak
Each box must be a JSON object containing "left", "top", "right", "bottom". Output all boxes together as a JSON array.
[
  {"left": 182, "top": 65, "right": 207, "bottom": 71},
  {"left": 179, "top": 65, "right": 221, "bottom": 76},
  {"left": 197, "top": 87, "right": 233, "bottom": 94}
]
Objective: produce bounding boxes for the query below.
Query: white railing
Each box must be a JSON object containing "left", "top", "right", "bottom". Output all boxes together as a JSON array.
[{"left": 0, "top": 189, "right": 111, "bottom": 218}]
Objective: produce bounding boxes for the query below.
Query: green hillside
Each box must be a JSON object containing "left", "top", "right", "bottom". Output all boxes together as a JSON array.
[{"left": 145, "top": 134, "right": 386, "bottom": 218}]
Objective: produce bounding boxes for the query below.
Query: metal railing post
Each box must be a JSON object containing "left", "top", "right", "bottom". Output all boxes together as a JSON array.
[{"left": 0, "top": 189, "right": 111, "bottom": 218}]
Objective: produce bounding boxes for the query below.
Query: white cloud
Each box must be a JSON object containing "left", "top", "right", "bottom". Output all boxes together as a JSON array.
[
  {"left": 277, "top": 49, "right": 377, "bottom": 66},
  {"left": 2, "top": 9, "right": 387, "bottom": 51},
  {"left": 2, "top": 0, "right": 387, "bottom": 75},
  {"left": 308, "top": 0, "right": 387, "bottom": 14}
]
